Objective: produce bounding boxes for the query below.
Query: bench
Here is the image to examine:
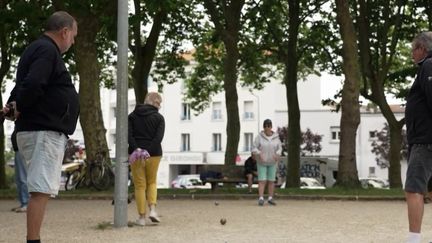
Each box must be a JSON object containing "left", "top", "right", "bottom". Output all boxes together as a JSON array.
[
  {"left": 205, "top": 177, "right": 257, "bottom": 191},
  {"left": 198, "top": 164, "right": 253, "bottom": 191}
]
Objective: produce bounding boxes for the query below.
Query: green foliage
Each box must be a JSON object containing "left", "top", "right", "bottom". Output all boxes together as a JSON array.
[
  {"left": 277, "top": 127, "right": 323, "bottom": 156},
  {"left": 131, "top": 0, "right": 201, "bottom": 96},
  {"left": 371, "top": 123, "right": 408, "bottom": 169},
  {"left": 4, "top": 150, "right": 13, "bottom": 163},
  {"left": 184, "top": 33, "right": 225, "bottom": 112}
]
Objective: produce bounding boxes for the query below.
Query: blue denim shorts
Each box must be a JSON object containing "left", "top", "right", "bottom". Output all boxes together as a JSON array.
[
  {"left": 405, "top": 144, "right": 432, "bottom": 193},
  {"left": 17, "top": 131, "right": 67, "bottom": 196}
]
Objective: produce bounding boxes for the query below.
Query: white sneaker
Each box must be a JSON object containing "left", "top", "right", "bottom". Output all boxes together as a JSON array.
[
  {"left": 135, "top": 218, "right": 146, "bottom": 226},
  {"left": 149, "top": 210, "right": 161, "bottom": 223}
]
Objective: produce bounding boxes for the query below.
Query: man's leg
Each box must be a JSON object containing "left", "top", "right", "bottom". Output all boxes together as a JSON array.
[
  {"left": 246, "top": 174, "right": 253, "bottom": 192},
  {"left": 406, "top": 192, "right": 424, "bottom": 233},
  {"left": 15, "top": 151, "right": 29, "bottom": 209},
  {"left": 27, "top": 192, "right": 50, "bottom": 240}
]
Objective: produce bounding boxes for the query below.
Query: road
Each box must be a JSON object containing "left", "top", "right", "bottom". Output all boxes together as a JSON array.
[{"left": 0, "top": 199, "right": 431, "bottom": 243}]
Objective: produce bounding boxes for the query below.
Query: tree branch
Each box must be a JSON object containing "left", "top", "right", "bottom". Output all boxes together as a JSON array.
[{"left": 203, "top": 0, "right": 225, "bottom": 37}]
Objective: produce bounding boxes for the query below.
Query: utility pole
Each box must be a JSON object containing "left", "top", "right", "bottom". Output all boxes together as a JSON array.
[{"left": 114, "top": 0, "right": 129, "bottom": 228}]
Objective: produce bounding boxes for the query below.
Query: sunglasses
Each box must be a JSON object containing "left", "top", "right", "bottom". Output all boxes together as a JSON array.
[{"left": 264, "top": 124, "right": 272, "bottom": 128}]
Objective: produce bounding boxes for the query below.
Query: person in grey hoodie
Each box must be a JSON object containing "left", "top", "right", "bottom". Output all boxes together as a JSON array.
[{"left": 252, "top": 119, "right": 282, "bottom": 206}]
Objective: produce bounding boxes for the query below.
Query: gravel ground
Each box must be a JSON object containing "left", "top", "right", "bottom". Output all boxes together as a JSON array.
[{"left": 1, "top": 198, "right": 432, "bottom": 243}]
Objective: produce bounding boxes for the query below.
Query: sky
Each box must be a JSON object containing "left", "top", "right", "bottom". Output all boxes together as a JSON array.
[{"left": 320, "top": 73, "right": 405, "bottom": 105}]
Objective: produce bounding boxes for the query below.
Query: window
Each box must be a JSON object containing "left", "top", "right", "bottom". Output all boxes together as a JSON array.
[
  {"left": 181, "top": 103, "right": 191, "bottom": 120},
  {"left": 212, "top": 102, "right": 222, "bottom": 120},
  {"left": 244, "top": 133, "right": 254, "bottom": 151},
  {"left": 111, "top": 133, "right": 116, "bottom": 145},
  {"left": 243, "top": 101, "right": 254, "bottom": 119},
  {"left": 369, "top": 131, "right": 377, "bottom": 140},
  {"left": 369, "top": 167, "right": 376, "bottom": 177},
  {"left": 330, "top": 126, "right": 340, "bottom": 142},
  {"left": 181, "top": 133, "right": 190, "bottom": 151},
  {"left": 112, "top": 107, "right": 116, "bottom": 118},
  {"left": 212, "top": 133, "right": 222, "bottom": 151}
]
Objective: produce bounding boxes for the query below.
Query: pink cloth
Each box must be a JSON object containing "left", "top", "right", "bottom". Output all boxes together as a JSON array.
[{"left": 128, "top": 149, "right": 150, "bottom": 164}]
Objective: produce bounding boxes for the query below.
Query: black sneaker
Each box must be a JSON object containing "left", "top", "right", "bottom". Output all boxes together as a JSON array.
[
  {"left": 268, "top": 199, "right": 276, "bottom": 206},
  {"left": 258, "top": 198, "right": 264, "bottom": 206}
]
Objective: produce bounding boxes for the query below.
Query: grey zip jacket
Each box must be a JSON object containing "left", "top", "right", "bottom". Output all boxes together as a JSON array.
[{"left": 252, "top": 131, "right": 282, "bottom": 165}]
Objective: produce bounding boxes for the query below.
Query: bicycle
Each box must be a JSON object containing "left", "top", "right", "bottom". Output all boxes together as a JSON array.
[
  {"left": 88, "top": 152, "right": 114, "bottom": 191},
  {"left": 63, "top": 159, "right": 86, "bottom": 191},
  {"left": 64, "top": 152, "right": 114, "bottom": 191}
]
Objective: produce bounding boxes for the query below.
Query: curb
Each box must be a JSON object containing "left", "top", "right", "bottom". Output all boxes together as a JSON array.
[
  {"left": 0, "top": 194, "right": 403, "bottom": 201},
  {"left": 157, "top": 194, "right": 405, "bottom": 201},
  {"left": 0, "top": 192, "right": 405, "bottom": 201}
]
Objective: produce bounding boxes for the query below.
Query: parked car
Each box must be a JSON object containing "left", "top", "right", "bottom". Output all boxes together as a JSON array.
[
  {"left": 359, "top": 177, "right": 389, "bottom": 189},
  {"left": 280, "top": 177, "right": 326, "bottom": 189},
  {"left": 171, "top": 174, "right": 211, "bottom": 189}
]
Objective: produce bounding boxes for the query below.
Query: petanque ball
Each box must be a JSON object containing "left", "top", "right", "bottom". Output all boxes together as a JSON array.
[
  {"left": 214, "top": 201, "right": 219, "bottom": 206},
  {"left": 220, "top": 218, "right": 227, "bottom": 225}
]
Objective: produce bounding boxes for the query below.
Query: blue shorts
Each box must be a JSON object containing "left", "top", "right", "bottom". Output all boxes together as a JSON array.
[
  {"left": 17, "top": 131, "right": 67, "bottom": 196},
  {"left": 257, "top": 164, "right": 277, "bottom": 181},
  {"left": 405, "top": 144, "right": 432, "bottom": 193}
]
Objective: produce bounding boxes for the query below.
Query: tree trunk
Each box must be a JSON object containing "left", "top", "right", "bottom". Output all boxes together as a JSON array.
[
  {"left": 335, "top": 0, "right": 361, "bottom": 188},
  {"left": 0, "top": 14, "right": 10, "bottom": 188},
  {"left": 203, "top": 0, "right": 244, "bottom": 166},
  {"left": 284, "top": 66, "right": 301, "bottom": 188},
  {"left": 284, "top": 0, "right": 301, "bottom": 188},
  {"left": 74, "top": 16, "right": 110, "bottom": 162},
  {"left": 388, "top": 122, "right": 404, "bottom": 187},
  {"left": 131, "top": 1, "right": 166, "bottom": 104},
  {"left": 223, "top": 41, "right": 240, "bottom": 166},
  {"left": 0, "top": 93, "right": 5, "bottom": 189}
]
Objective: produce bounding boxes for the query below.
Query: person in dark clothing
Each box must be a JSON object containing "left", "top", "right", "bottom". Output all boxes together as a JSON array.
[
  {"left": 10, "top": 130, "right": 29, "bottom": 213},
  {"left": 244, "top": 153, "right": 257, "bottom": 193},
  {"left": 3, "top": 11, "right": 78, "bottom": 243},
  {"left": 404, "top": 31, "right": 432, "bottom": 243},
  {"left": 128, "top": 92, "right": 165, "bottom": 226},
  {"left": 200, "top": 170, "right": 223, "bottom": 182}
]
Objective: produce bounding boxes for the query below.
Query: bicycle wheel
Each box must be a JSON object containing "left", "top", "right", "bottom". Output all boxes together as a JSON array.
[
  {"left": 91, "top": 164, "right": 111, "bottom": 190},
  {"left": 65, "top": 170, "right": 81, "bottom": 191}
]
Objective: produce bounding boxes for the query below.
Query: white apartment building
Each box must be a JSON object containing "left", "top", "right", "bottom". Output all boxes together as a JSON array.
[{"left": 3, "top": 73, "right": 407, "bottom": 188}]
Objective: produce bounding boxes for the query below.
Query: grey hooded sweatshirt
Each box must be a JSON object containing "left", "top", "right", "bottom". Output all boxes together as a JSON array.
[{"left": 252, "top": 131, "right": 282, "bottom": 165}]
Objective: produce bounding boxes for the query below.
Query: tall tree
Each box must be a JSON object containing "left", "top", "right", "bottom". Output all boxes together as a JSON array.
[
  {"left": 335, "top": 0, "right": 361, "bottom": 188},
  {"left": 130, "top": 1, "right": 167, "bottom": 104},
  {"left": 0, "top": 0, "right": 12, "bottom": 188},
  {"left": 243, "top": 0, "right": 330, "bottom": 188},
  {"left": 53, "top": 0, "right": 116, "bottom": 162},
  {"left": 355, "top": 0, "right": 413, "bottom": 188},
  {"left": 130, "top": 0, "right": 197, "bottom": 104},
  {"left": 0, "top": 0, "right": 49, "bottom": 188},
  {"left": 201, "top": 0, "right": 245, "bottom": 166}
]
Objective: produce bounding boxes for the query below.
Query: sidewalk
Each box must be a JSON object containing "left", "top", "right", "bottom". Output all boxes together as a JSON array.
[{"left": 1, "top": 198, "right": 430, "bottom": 242}]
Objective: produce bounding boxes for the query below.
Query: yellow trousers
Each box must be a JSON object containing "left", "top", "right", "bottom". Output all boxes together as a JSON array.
[{"left": 130, "top": 156, "right": 161, "bottom": 215}]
